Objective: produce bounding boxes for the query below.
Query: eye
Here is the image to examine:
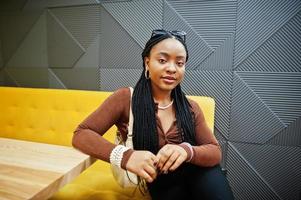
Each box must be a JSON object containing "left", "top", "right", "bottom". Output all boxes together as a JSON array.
[
  {"left": 159, "top": 59, "right": 167, "bottom": 64},
  {"left": 177, "top": 61, "right": 185, "bottom": 67}
]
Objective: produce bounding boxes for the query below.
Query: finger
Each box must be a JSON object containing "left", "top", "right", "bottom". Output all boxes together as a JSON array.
[
  {"left": 144, "top": 152, "right": 158, "bottom": 168},
  {"left": 148, "top": 153, "right": 159, "bottom": 166},
  {"left": 161, "top": 151, "right": 180, "bottom": 172},
  {"left": 157, "top": 148, "right": 174, "bottom": 170},
  {"left": 152, "top": 156, "right": 159, "bottom": 167},
  {"left": 138, "top": 169, "right": 154, "bottom": 183},
  {"left": 169, "top": 155, "right": 186, "bottom": 171},
  {"left": 143, "top": 164, "right": 157, "bottom": 180}
]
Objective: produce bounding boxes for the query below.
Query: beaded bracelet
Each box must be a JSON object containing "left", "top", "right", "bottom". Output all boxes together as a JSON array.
[{"left": 110, "top": 145, "right": 130, "bottom": 168}]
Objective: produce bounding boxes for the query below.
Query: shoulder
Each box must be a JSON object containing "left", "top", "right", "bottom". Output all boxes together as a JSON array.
[
  {"left": 101, "top": 87, "right": 131, "bottom": 110},
  {"left": 113, "top": 87, "right": 131, "bottom": 96},
  {"left": 109, "top": 87, "right": 131, "bottom": 101},
  {"left": 187, "top": 97, "right": 205, "bottom": 121},
  {"left": 187, "top": 98, "right": 201, "bottom": 113},
  {"left": 100, "top": 87, "right": 131, "bottom": 122}
]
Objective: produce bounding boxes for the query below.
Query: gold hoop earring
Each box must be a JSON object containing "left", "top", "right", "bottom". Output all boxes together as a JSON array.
[{"left": 145, "top": 70, "right": 150, "bottom": 79}]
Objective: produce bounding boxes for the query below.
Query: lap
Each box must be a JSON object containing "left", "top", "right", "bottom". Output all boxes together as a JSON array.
[
  {"left": 187, "top": 165, "right": 234, "bottom": 200},
  {"left": 147, "top": 164, "right": 234, "bottom": 200}
]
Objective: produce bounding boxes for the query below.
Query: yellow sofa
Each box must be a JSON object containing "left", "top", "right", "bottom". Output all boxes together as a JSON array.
[{"left": 0, "top": 86, "right": 215, "bottom": 200}]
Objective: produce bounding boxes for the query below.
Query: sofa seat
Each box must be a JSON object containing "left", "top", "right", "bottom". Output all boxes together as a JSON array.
[{"left": 0, "top": 86, "right": 214, "bottom": 200}]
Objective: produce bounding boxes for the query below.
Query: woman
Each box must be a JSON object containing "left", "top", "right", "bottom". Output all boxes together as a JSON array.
[{"left": 72, "top": 29, "right": 234, "bottom": 200}]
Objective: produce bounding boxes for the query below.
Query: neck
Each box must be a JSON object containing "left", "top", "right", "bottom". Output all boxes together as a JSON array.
[{"left": 152, "top": 88, "right": 172, "bottom": 105}]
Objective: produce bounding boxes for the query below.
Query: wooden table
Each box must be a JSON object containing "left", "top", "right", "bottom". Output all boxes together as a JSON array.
[{"left": 0, "top": 138, "right": 95, "bottom": 200}]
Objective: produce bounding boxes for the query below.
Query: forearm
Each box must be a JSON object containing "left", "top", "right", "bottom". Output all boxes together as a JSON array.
[
  {"left": 189, "top": 144, "right": 222, "bottom": 167},
  {"left": 72, "top": 128, "right": 135, "bottom": 169},
  {"left": 72, "top": 129, "right": 115, "bottom": 163}
]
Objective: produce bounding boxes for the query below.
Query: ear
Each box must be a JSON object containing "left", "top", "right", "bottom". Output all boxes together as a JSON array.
[{"left": 144, "top": 57, "right": 150, "bottom": 70}]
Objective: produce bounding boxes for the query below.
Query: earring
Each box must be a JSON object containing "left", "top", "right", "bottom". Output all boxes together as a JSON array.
[{"left": 145, "top": 70, "right": 150, "bottom": 79}]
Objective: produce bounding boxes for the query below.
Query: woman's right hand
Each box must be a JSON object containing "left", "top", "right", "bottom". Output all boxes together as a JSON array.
[{"left": 126, "top": 150, "right": 158, "bottom": 183}]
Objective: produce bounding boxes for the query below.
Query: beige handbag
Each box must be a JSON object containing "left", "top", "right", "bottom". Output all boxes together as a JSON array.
[{"left": 111, "top": 87, "right": 139, "bottom": 188}]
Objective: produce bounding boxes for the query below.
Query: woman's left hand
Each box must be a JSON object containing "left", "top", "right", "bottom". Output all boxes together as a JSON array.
[{"left": 155, "top": 144, "right": 187, "bottom": 173}]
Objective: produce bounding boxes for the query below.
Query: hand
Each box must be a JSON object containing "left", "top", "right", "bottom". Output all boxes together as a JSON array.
[
  {"left": 126, "top": 150, "right": 158, "bottom": 183},
  {"left": 156, "top": 144, "right": 187, "bottom": 173}
]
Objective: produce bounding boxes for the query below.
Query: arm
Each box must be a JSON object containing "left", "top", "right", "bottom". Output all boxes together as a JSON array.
[
  {"left": 189, "top": 100, "right": 222, "bottom": 167},
  {"left": 72, "top": 88, "right": 158, "bottom": 182},
  {"left": 72, "top": 88, "right": 132, "bottom": 163},
  {"left": 155, "top": 100, "right": 221, "bottom": 172}
]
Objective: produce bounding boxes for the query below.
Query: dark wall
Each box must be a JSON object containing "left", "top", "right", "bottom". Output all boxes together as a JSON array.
[{"left": 0, "top": 1, "right": 300, "bottom": 199}]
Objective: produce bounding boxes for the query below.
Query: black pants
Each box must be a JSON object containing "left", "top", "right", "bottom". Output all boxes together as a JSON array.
[{"left": 147, "top": 164, "right": 234, "bottom": 200}]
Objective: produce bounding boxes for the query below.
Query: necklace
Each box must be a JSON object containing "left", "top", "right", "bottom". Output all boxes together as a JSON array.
[{"left": 157, "top": 100, "right": 174, "bottom": 110}]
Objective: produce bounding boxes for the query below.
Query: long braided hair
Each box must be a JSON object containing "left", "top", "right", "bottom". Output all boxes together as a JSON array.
[{"left": 132, "top": 32, "right": 196, "bottom": 154}]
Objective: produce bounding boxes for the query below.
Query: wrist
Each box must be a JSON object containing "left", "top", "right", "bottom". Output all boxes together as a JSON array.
[
  {"left": 110, "top": 145, "right": 130, "bottom": 168},
  {"left": 179, "top": 142, "right": 194, "bottom": 162},
  {"left": 121, "top": 149, "right": 134, "bottom": 169}
]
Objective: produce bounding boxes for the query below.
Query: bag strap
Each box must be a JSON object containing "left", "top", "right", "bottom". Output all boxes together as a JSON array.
[{"left": 128, "top": 87, "right": 134, "bottom": 137}]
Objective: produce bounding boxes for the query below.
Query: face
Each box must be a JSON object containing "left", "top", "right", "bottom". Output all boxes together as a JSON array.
[{"left": 144, "top": 38, "right": 187, "bottom": 93}]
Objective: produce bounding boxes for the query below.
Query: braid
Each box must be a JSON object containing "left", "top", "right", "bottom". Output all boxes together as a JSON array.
[
  {"left": 132, "top": 71, "right": 159, "bottom": 154},
  {"left": 172, "top": 85, "right": 196, "bottom": 145},
  {"left": 132, "top": 77, "right": 196, "bottom": 153},
  {"left": 132, "top": 31, "right": 195, "bottom": 153}
]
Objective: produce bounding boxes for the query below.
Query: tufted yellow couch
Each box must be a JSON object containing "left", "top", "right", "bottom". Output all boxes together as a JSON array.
[{"left": 0, "top": 86, "right": 215, "bottom": 200}]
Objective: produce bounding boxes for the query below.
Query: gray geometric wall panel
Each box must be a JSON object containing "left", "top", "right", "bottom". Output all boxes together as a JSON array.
[
  {"left": 198, "top": 34, "right": 235, "bottom": 70},
  {"left": 230, "top": 73, "right": 285, "bottom": 143},
  {"left": 50, "top": 4, "right": 100, "bottom": 50},
  {"left": 232, "top": 142, "right": 301, "bottom": 200},
  {"left": 47, "top": 0, "right": 98, "bottom": 8},
  {"left": 101, "top": 0, "right": 163, "bottom": 48},
  {"left": 227, "top": 143, "right": 282, "bottom": 200},
  {"left": 48, "top": 68, "right": 66, "bottom": 89},
  {"left": 236, "top": 11, "right": 301, "bottom": 72},
  {"left": 164, "top": 1, "right": 213, "bottom": 70},
  {"left": 100, "top": 6, "right": 143, "bottom": 69},
  {"left": 266, "top": 117, "right": 301, "bottom": 147},
  {"left": 234, "top": 0, "right": 301, "bottom": 67},
  {"left": 52, "top": 68, "right": 99, "bottom": 90},
  {"left": 73, "top": 34, "right": 100, "bottom": 68},
  {"left": 22, "top": 0, "right": 47, "bottom": 11},
  {"left": 182, "top": 70, "right": 232, "bottom": 139},
  {"left": 5, "top": 12, "right": 48, "bottom": 68},
  {"left": 47, "top": 10, "right": 85, "bottom": 68},
  {"left": 99, "top": 68, "right": 143, "bottom": 91},
  {"left": 166, "top": 0, "right": 236, "bottom": 70},
  {"left": 168, "top": 0, "right": 237, "bottom": 50},
  {"left": 1, "top": 0, "right": 301, "bottom": 199},
  {"left": 215, "top": 128, "right": 228, "bottom": 168},
  {"left": 0, "top": 69, "right": 4, "bottom": 85},
  {"left": 218, "top": 139, "right": 227, "bottom": 168},
  {"left": 0, "top": 0, "right": 28, "bottom": 11},
  {"left": 5, "top": 68, "right": 49, "bottom": 88},
  {"left": 0, "top": 9, "right": 41, "bottom": 65},
  {"left": 0, "top": 41, "right": 3, "bottom": 68},
  {"left": 237, "top": 72, "right": 301, "bottom": 125},
  {"left": 2, "top": 69, "right": 18, "bottom": 87}
]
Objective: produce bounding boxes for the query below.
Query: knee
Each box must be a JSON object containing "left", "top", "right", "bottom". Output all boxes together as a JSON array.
[{"left": 190, "top": 165, "right": 234, "bottom": 200}]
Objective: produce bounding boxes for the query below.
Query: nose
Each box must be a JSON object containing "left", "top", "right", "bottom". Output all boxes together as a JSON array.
[{"left": 166, "top": 62, "right": 176, "bottom": 73}]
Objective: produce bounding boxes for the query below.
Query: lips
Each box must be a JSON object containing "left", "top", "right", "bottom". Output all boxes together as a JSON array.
[
  {"left": 162, "top": 76, "right": 176, "bottom": 80},
  {"left": 161, "top": 76, "right": 176, "bottom": 84}
]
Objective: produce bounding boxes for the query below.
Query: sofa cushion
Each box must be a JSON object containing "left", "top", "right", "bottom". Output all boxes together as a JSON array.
[
  {"left": 0, "top": 86, "right": 215, "bottom": 200},
  {"left": 0, "top": 87, "right": 112, "bottom": 146}
]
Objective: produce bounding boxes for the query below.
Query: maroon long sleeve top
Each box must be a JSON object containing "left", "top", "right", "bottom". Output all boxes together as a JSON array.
[{"left": 72, "top": 87, "right": 221, "bottom": 169}]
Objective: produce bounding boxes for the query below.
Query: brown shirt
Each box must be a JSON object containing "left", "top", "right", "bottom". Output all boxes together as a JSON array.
[{"left": 72, "top": 87, "right": 221, "bottom": 169}]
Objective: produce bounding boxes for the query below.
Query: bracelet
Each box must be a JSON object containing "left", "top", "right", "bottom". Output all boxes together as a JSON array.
[
  {"left": 181, "top": 142, "right": 194, "bottom": 162},
  {"left": 110, "top": 145, "right": 130, "bottom": 168}
]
